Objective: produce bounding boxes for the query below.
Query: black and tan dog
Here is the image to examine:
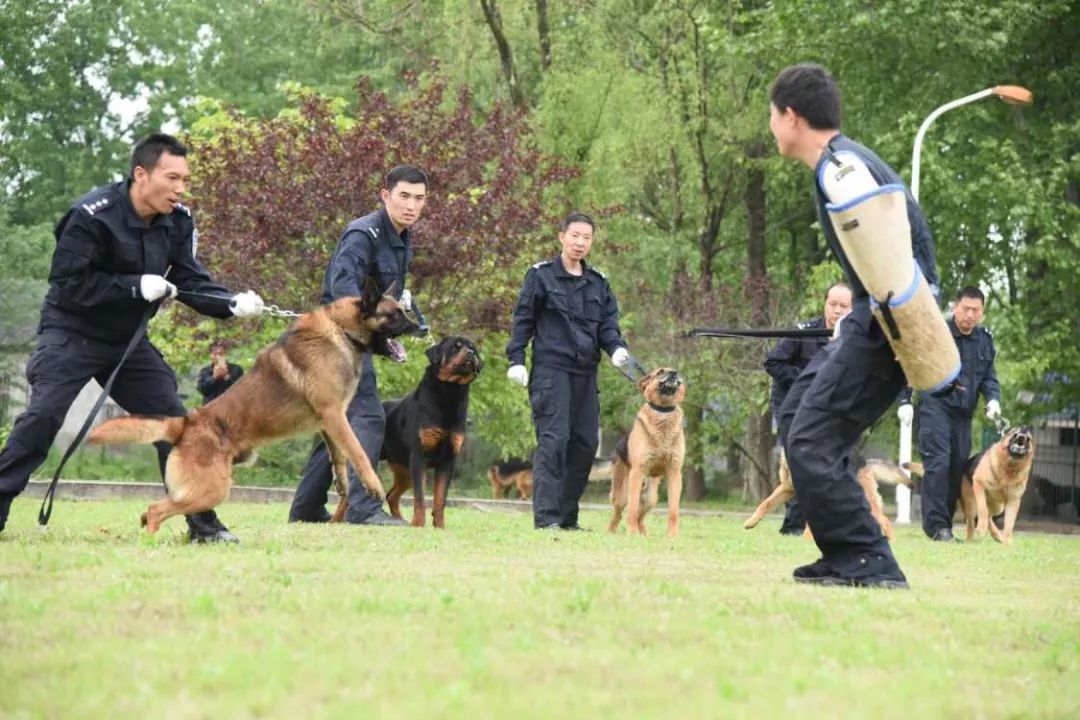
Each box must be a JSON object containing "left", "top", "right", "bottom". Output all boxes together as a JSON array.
[
  {"left": 88, "top": 279, "right": 422, "bottom": 532},
  {"left": 488, "top": 458, "right": 532, "bottom": 500},
  {"left": 383, "top": 336, "right": 483, "bottom": 528},
  {"left": 743, "top": 453, "right": 921, "bottom": 542},
  {"left": 608, "top": 367, "right": 686, "bottom": 538},
  {"left": 959, "top": 426, "right": 1036, "bottom": 544}
]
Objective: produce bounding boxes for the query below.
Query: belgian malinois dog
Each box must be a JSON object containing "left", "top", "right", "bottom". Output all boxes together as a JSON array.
[{"left": 89, "top": 279, "right": 422, "bottom": 533}]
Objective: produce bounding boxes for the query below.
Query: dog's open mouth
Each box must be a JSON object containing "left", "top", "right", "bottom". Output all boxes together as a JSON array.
[
  {"left": 1008, "top": 435, "right": 1032, "bottom": 458},
  {"left": 386, "top": 338, "right": 407, "bottom": 363}
]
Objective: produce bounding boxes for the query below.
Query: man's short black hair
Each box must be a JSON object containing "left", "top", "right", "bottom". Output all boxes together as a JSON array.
[
  {"left": 561, "top": 211, "right": 595, "bottom": 232},
  {"left": 131, "top": 133, "right": 188, "bottom": 178},
  {"left": 956, "top": 286, "right": 985, "bottom": 304},
  {"left": 770, "top": 63, "right": 842, "bottom": 130},
  {"left": 384, "top": 165, "right": 429, "bottom": 191},
  {"left": 824, "top": 280, "right": 850, "bottom": 301}
]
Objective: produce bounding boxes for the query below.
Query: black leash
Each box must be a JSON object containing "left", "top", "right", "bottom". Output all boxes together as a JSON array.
[
  {"left": 38, "top": 304, "right": 157, "bottom": 527},
  {"left": 688, "top": 327, "right": 833, "bottom": 339}
]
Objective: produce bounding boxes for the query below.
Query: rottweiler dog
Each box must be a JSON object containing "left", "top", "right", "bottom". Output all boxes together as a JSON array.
[
  {"left": 88, "top": 279, "right": 421, "bottom": 532},
  {"left": 383, "top": 336, "right": 483, "bottom": 528}
]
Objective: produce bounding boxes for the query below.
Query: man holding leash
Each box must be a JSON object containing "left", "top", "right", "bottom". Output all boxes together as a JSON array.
[
  {"left": 0, "top": 133, "right": 265, "bottom": 542},
  {"left": 506, "top": 211, "right": 632, "bottom": 531},
  {"left": 768, "top": 64, "right": 949, "bottom": 588},
  {"left": 765, "top": 281, "right": 852, "bottom": 535},
  {"left": 289, "top": 165, "right": 429, "bottom": 526},
  {"left": 898, "top": 286, "right": 1001, "bottom": 542}
]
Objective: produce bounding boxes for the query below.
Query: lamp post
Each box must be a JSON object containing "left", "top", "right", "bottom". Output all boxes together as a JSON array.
[{"left": 896, "top": 84, "right": 1033, "bottom": 526}]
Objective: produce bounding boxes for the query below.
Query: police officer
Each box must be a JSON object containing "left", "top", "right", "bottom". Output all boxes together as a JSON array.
[
  {"left": 898, "top": 286, "right": 1001, "bottom": 542},
  {"left": 506, "top": 211, "right": 631, "bottom": 531},
  {"left": 0, "top": 133, "right": 265, "bottom": 541},
  {"left": 769, "top": 64, "right": 944, "bottom": 588},
  {"left": 196, "top": 341, "right": 244, "bottom": 404},
  {"left": 765, "top": 281, "right": 851, "bottom": 534},
  {"left": 289, "top": 165, "right": 428, "bottom": 526}
]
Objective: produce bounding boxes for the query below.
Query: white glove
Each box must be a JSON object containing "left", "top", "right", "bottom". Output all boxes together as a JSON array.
[
  {"left": 611, "top": 347, "right": 630, "bottom": 368},
  {"left": 985, "top": 399, "right": 1002, "bottom": 421},
  {"left": 399, "top": 289, "right": 413, "bottom": 312},
  {"left": 897, "top": 403, "right": 914, "bottom": 425},
  {"left": 229, "top": 290, "right": 265, "bottom": 318},
  {"left": 507, "top": 365, "right": 528, "bottom": 387},
  {"left": 139, "top": 275, "right": 177, "bottom": 302}
]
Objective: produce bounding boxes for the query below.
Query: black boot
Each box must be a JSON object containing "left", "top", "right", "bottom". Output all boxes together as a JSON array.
[{"left": 186, "top": 510, "right": 239, "bottom": 544}]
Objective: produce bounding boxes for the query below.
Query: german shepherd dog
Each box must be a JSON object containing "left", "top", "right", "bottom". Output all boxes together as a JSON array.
[
  {"left": 488, "top": 458, "right": 533, "bottom": 500},
  {"left": 608, "top": 367, "right": 686, "bottom": 538},
  {"left": 743, "top": 452, "right": 921, "bottom": 542},
  {"left": 382, "top": 336, "right": 483, "bottom": 528},
  {"left": 959, "top": 426, "right": 1036, "bottom": 544},
  {"left": 88, "top": 279, "right": 422, "bottom": 533}
]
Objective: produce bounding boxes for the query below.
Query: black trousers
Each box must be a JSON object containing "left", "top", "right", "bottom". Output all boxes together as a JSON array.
[
  {"left": 529, "top": 365, "right": 599, "bottom": 528},
  {"left": 777, "top": 306, "right": 905, "bottom": 564},
  {"left": 917, "top": 403, "right": 972, "bottom": 536},
  {"left": 0, "top": 329, "right": 228, "bottom": 534},
  {"left": 289, "top": 353, "right": 385, "bottom": 523}
]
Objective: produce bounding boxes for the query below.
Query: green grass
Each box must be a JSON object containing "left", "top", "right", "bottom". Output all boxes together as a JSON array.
[{"left": 2, "top": 500, "right": 1079, "bottom": 719}]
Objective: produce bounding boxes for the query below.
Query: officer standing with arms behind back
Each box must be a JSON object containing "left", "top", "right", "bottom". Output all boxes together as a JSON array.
[
  {"left": 506, "top": 211, "right": 632, "bottom": 531},
  {"left": 0, "top": 133, "right": 265, "bottom": 541},
  {"left": 289, "top": 165, "right": 429, "bottom": 526},
  {"left": 765, "top": 281, "right": 852, "bottom": 535},
  {"left": 897, "top": 286, "right": 1001, "bottom": 542}
]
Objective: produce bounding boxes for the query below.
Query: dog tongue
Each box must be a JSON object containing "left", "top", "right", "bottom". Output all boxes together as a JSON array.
[{"left": 388, "top": 339, "right": 406, "bottom": 363}]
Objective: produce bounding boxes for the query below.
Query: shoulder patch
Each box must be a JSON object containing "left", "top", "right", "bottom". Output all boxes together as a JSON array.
[
  {"left": 586, "top": 265, "right": 607, "bottom": 280},
  {"left": 980, "top": 326, "right": 994, "bottom": 338},
  {"left": 80, "top": 196, "right": 114, "bottom": 216},
  {"left": 796, "top": 321, "right": 809, "bottom": 330},
  {"left": 531, "top": 260, "right": 552, "bottom": 270},
  {"left": 191, "top": 228, "right": 199, "bottom": 258},
  {"left": 364, "top": 226, "right": 380, "bottom": 241}
]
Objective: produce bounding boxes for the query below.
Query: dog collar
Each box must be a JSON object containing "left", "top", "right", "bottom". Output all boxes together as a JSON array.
[{"left": 648, "top": 402, "right": 677, "bottom": 413}]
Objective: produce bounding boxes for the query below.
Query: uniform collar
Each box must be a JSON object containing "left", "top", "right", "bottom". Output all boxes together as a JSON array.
[
  {"left": 552, "top": 255, "right": 589, "bottom": 279},
  {"left": 949, "top": 319, "right": 975, "bottom": 339},
  {"left": 377, "top": 207, "right": 408, "bottom": 247},
  {"left": 120, "top": 180, "right": 174, "bottom": 229}
]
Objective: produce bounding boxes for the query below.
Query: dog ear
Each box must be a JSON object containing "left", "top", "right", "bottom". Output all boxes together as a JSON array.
[
  {"left": 361, "top": 276, "right": 380, "bottom": 313},
  {"left": 473, "top": 344, "right": 484, "bottom": 375},
  {"left": 635, "top": 375, "right": 650, "bottom": 393},
  {"left": 426, "top": 339, "right": 445, "bottom": 365},
  {"left": 383, "top": 280, "right": 398, "bottom": 299}
]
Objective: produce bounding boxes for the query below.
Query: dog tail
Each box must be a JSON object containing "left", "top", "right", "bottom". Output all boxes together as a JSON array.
[
  {"left": 864, "top": 459, "right": 915, "bottom": 486},
  {"left": 901, "top": 461, "right": 925, "bottom": 478},
  {"left": 88, "top": 415, "right": 187, "bottom": 446}
]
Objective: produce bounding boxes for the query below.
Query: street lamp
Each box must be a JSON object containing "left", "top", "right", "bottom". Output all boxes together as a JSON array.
[
  {"left": 910, "top": 85, "right": 1033, "bottom": 201},
  {"left": 896, "top": 84, "right": 1034, "bottom": 526}
]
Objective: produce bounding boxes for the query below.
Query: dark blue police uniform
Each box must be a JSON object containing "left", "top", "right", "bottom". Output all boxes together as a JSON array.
[
  {"left": 902, "top": 321, "right": 999, "bottom": 537},
  {"left": 764, "top": 315, "right": 830, "bottom": 534},
  {"left": 506, "top": 256, "right": 625, "bottom": 529},
  {"left": 778, "top": 135, "right": 940, "bottom": 585},
  {"left": 289, "top": 207, "right": 412, "bottom": 524},
  {"left": 0, "top": 181, "right": 236, "bottom": 537},
  {"left": 196, "top": 362, "right": 244, "bottom": 403}
]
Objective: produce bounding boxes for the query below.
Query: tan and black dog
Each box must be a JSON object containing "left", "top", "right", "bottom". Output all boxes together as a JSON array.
[
  {"left": 488, "top": 458, "right": 533, "bottom": 500},
  {"left": 608, "top": 367, "right": 686, "bottom": 538},
  {"left": 383, "top": 336, "right": 482, "bottom": 528},
  {"left": 743, "top": 453, "right": 921, "bottom": 542},
  {"left": 88, "top": 279, "right": 422, "bottom": 532},
  {"left": 958, "top": 426, "right": 1036, "bottom": 544}
]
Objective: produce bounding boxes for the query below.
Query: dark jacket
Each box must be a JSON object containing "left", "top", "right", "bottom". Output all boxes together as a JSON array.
[
  {"left": 197, "top": 362, "right": 244, "bottom": 403},
  {"left": 41, "top": 181, "right": 233, "bottom": 343},
  {"left": 321, "top": 207, "right": 411, "bottom": 303},
  {"left": 764, "top": 316, "right": 830, "bottom": 417},
  {"left": 901, "top": 320, "right": 1000, "bottom": 416},
  {"left": 506, "top": 256, "right": 626, "bottom": 375}
]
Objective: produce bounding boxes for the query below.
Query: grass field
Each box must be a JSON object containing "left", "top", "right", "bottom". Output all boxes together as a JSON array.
[{"left": 2, "top": 499, "right": 1079, "bottom": 719}]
